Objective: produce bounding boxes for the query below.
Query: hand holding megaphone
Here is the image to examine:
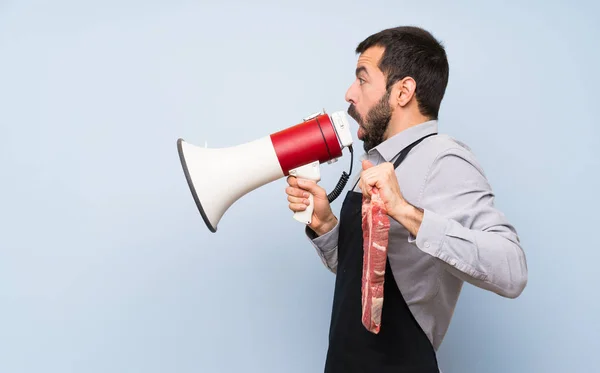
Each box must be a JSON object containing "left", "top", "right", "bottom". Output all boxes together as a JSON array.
[
  {"left": 287, "top": 159, "right": 320, "bottom": 225},
  {"left": 177, "top": 109, "right": 353, "bottom": 233},
  {"left": 286, "top": 174, "right": 338, "bottom": 235}
]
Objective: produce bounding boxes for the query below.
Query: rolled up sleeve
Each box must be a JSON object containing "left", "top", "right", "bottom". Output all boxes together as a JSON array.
[
  {"left": 408, "top": 147, "right": 528, "bottom": 298},
  {"left": 306, "top": 222, "right": 339, "bottom": 274}
]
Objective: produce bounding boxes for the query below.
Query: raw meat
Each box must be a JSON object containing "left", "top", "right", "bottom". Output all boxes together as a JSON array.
[{"left": 361, "top": 187, "right": 391, "bottom": 334}]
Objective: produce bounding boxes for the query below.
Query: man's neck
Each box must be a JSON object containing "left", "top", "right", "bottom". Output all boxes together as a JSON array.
[{"left": 384, "top": 111, "right": 432, "bottom": 140}]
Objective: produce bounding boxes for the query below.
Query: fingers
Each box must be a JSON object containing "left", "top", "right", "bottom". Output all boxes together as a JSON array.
[
  {"left": 288, "top": 175, "right": 326, "bottom": 197},
  {"left": 359, "top": 162, "right": 391, "bottom": 189},
  {"left": 286, "top": 182, "right": 311, "bottom": 211},
  {"left": 286, "top": 186, "right": 309, "bottom": 199},
  {"left": 287, "top": 194, "right": 310, "bottom": 205},
  {"left": 359, "top": 162, "right": 382, "bottom": 199},
  {"left": 289, "top": 202, "right": 308, "bottom": 212},
  {"left": 295, "top": 178, "right": 323, "bottom": 195},
  {"left": 287, "top": 176, "right": 298, "bottom": 187},
  {"left": 359, "top": 178, "right": 371, "bottom": 199}
]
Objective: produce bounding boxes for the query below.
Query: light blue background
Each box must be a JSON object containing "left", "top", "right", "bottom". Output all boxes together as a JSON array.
[{"left": 1, "top": 1, "right": 598, "bottom": 372}]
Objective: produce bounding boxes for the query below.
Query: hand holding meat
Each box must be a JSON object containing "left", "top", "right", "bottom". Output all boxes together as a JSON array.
[
  {"left": 286, "top": 176, "right": 338, "bottom": 236},
  {"left": 358, "top": 160, "right": 408, "bottom": 220}
]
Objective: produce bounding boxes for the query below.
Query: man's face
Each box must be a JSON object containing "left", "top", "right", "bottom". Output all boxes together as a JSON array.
[{"left": 345, "top": 46, "right": 393, "bottom": 152}]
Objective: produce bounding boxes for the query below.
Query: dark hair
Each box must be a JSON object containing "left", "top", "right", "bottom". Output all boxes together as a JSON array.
[{"left": 356, "top": 26, "right": 449, "bottom": 120}]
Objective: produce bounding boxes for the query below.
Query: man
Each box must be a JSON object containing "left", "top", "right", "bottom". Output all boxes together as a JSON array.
[{"left": 286, "top": 26, "right": 528, "bottom": 372}]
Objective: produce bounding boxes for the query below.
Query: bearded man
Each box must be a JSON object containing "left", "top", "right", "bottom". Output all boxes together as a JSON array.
[{"left": 285, "top": 26, "right": 528, "bottom": 373}]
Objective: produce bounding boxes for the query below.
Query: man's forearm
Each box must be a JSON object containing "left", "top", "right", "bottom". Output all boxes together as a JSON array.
[{"left": 391, "top": 202, "right": 424, "bottom": 237}]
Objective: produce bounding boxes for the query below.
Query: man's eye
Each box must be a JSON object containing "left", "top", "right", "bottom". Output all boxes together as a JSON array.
[{"left": 358, "top": 78, "right": 365, "bottom": 85}]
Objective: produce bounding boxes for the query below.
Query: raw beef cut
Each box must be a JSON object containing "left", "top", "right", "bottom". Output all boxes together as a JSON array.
[{"left": 361, "top": 187, "right": 391, "bottom": 334}]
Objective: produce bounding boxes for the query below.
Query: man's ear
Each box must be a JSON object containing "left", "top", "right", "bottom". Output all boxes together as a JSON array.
[{"left": 393, "top": 77, "right": 417, "bottom": 108}]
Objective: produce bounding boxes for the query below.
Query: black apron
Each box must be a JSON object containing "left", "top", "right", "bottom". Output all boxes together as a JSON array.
[{"left": 324, "top": 133, "right": 439, "bottom": 373}]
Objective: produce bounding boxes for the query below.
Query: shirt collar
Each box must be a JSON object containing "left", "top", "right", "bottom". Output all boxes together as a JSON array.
[{"left": 368, "top": 120, "right": 438, "bottom": 162}]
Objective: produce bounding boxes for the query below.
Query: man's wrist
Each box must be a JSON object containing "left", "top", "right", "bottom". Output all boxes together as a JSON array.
[
  {"left": 312, "top": 216, "right": 338, "bottom": 237},
  {"left": 391, "top": 201, "right": 424, "bottom": 237}
]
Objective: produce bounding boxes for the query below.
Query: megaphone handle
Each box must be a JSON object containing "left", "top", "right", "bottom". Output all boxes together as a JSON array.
[
  {"left": 294, "top": 192, "right": 314, "bottom": 225},
  {"left": 288, "top": 161, "right": 321, "bottom": 225}
]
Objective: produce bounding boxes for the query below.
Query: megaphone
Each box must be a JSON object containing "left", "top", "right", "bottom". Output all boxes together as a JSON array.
[{"left": 177, "top": 109, "right": 354, "bottom": 233}]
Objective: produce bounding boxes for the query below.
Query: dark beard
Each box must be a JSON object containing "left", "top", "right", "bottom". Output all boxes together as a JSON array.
[{"left": 347, "top": 90, "right": 392, "bottom": 152}]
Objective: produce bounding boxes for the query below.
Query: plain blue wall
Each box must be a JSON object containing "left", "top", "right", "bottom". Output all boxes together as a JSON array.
[{"left": 1, "top": 0, "right": 598, "bottom": 372}]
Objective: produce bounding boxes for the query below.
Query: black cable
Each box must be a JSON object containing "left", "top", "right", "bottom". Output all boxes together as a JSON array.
[{"left": 327, "top": 145, "right": 353, "bottom": 203}]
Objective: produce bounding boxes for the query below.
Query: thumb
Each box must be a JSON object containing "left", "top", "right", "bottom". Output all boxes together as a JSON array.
[{"left": 362, "top": 159, "right": 375, "bottom": 170}]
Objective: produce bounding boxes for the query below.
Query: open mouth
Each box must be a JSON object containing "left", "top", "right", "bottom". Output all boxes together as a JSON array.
[{"left": 358, "top": 126, "right": 365, "bottom": 138}]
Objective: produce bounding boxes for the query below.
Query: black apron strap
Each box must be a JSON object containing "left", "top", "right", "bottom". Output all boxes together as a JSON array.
[
  {"left": 392, "top": 132, "right": 437, "bottom": 168},
  {"left": 351, "top": 132, "right": 437, "bottom": 191}
]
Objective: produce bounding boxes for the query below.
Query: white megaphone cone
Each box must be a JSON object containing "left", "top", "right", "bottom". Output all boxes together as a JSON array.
[
  {"left": 177, "top": 136, "right": 287, "bottom": 232},
  {"left": 177, "top": 110, "right": 353, "bottom": 233}
]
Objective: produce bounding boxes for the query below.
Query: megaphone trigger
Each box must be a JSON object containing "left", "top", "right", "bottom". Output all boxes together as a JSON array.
[{"left": 288, "top": 160, "right": 321, "bottom": 225}]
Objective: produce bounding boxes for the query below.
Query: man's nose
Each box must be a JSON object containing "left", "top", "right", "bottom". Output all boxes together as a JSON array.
[{"left": 345, "top": 83, "right": 355, "bottom": 104}]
